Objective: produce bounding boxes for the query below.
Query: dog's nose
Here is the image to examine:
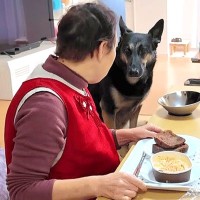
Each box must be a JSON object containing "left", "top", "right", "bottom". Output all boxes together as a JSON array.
[{"left": 128, "top": 68, "right": 140, "bottom": 77}]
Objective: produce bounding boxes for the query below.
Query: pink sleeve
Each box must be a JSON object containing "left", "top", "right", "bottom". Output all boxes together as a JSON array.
[{"left": 7, "top": 92, "right": 67, "bottom": 200}]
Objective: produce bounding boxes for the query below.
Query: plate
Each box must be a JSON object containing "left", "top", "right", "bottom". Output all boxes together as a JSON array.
[
  {"left": 119, "top": 134, "right": 200, "bottom": 191},
  {"left": 141, "top": 160, "right": 198, "bottom": 186},
  {"left": 143, "top": 135, "right": 198, "bottom": 158}
]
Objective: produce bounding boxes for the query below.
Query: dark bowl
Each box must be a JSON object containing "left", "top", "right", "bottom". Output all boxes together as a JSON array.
[
  {"left": 150, "top": 151, "right": 192, "bottom": 183},
  {"left": 158, "top": 91, "right": 200, "bottom": 116}
]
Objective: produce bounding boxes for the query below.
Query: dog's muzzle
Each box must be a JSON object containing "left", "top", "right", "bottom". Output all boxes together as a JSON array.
[
  {"left": 128, "top": 68, "right": 140, "bottom": 77},
  {"left": 126, "top": 66, "right": 144, "bottom": 84}
]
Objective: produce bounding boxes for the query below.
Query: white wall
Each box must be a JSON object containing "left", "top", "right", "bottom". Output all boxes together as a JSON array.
[
  {"left": 167, "top": 0, "right": 200, "bottom": 49},
  {"left": 125, "top": 0, "right": 167, "bottom": 54},
  {"left": 125, "top": 0, "right": 200, "bottom": 54},
  {"left": 125, "top": 0, "right": 134, "bottom": 30}
]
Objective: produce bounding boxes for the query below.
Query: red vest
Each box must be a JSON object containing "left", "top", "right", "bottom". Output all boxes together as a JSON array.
[{"left": 5, "top": 78, "right": 120, "bottom": 178}]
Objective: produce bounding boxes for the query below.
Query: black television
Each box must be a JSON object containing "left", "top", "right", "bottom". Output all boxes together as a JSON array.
[{"left": 0, "top": 0, "right": 55, "bottom": 55}]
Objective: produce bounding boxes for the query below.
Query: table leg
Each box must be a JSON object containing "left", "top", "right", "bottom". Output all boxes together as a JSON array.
[
  {"left": 187, "top": 44, "right": 189, "bottom": 52},
  {"left": 184, "top": 44, "right": 187, "bottom": 55},
  {"left": 170, "top": 44, "right": 175, "bottom": 55}
]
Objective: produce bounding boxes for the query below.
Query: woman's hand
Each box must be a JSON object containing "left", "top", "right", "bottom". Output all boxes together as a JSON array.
[
  {"left": 115, "top": 123, "right": 162, "bottom": 146},
  {"left": 53, "top": 171, "right": 146, "bottom": 200},
  {"left": 129, "top": 123, "right": 162, "bottom": 142},
  {"left": 97, "top": 172, "right": 147, "bottom": 200}
]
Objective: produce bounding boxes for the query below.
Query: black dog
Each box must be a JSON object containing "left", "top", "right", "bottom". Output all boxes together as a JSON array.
[{"left": 89, "top": 17, "right": 164, "bottom": 130}]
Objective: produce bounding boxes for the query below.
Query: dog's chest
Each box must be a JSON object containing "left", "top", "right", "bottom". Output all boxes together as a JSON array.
[{"left": 110, "top": 86, "right": 148, "bottom": 111}]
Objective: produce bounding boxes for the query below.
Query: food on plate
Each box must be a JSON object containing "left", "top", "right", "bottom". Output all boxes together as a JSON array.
[
  {"left": 153, "top": 143, "right": 189, "bottom": 154},
  {"left": 152, "top": 155, "right": 188, "bottom": 172},
  {"left": 150, "top": 151, "right": 192, "bottom": 183},
  {"left": 155, "top": 130, "right": 185, "bottom": 148},
  {"left": 152, "top": 130, "right": 189, "bottom": 153}
]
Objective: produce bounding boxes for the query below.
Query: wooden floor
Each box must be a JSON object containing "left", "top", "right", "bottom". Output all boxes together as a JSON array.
[
  {"left": 0, "top": 100, "right": 10, "bottom": 147},
  {"left": 1, "top": 54, "right": 200, "bottom": 147}
]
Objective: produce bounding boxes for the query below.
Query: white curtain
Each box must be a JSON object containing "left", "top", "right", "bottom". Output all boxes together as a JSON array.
[{"left": 2, "top": 0, "right": 26, "bottom": 45}]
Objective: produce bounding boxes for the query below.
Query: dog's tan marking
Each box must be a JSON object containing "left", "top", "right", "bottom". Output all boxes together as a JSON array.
[
  {"left": 101, "top": 109, "right": 114, "bottom": 128},
  {"left": 120, "top": 43, "right": 135, "bottom": 64},
  {"left": 111, "top": 86, "right": 134, "bottom": 112},
  {"left": 143, "top": 52, "right": 156, "bottom": 64},
  {"left": 120, "top": 53, "right": 128, "bottom": 64}
]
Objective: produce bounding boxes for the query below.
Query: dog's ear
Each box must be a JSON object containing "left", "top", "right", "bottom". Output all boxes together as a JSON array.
[
  {"left": 148, "top": 19, "right": 164, "bottom": 48},
  {"left": 119, "top": 16, "right": 132, "bottom": 36}
]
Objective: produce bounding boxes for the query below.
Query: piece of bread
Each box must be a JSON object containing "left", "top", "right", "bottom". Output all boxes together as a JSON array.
[
  {"left": 154, "top": 130, "right": 186, "bottom": 149},
  {"left": 152, "top": 143, "right": 189, "bottom": 154}
]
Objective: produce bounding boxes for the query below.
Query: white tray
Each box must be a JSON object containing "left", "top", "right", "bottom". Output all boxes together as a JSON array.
[{"left": 119, "top": 135, "right": 200, "bottom": 191}]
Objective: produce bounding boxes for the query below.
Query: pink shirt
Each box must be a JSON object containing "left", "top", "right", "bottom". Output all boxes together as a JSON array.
[{"left": 7, "top": 55, "right": 116, "bottom": 200}]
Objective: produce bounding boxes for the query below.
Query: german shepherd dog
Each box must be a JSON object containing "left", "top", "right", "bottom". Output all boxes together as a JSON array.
[{"left": 89, "top": 17, "right": 164, "bottom": 133}]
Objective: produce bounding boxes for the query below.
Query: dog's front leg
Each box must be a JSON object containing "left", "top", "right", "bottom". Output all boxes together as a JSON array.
[
  {"left": 101, "top": 109, "right": 115, "bottom": 128},
  {"left": 114, "top": 109, "right": 131, "bottom": 159},
  {"left": 129, "top": 104, "right": 142, "bottom": 128},
  {"left": 128, "top": 104, "right": 146, "bottom": 151},
  {"left": 114, "top": 109, "right": 130, "bottom": 129}
]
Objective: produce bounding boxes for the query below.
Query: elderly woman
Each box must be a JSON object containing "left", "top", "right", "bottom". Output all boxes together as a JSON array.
[{"left": 4, "top": 2, "right": 161, "bottom": 200}]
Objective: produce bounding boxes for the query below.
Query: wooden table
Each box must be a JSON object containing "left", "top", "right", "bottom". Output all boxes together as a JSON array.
[
  {"left": 97, "top": 86, "right": 200, "bottom": 200},
  {"left": 170, "top": 40, "right": 190, "bottom": 55}
]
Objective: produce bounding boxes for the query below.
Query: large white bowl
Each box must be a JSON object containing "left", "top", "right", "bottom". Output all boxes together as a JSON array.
[{"left": 158, "top": 91, "right": 200, "bottom": 116}]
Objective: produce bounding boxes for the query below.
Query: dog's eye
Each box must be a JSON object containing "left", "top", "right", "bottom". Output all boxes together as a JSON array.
[{"left": 124, "top": 47, "right": 132, "bottom": 56}]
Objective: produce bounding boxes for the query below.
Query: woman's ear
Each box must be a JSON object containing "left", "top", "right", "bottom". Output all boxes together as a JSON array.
[{"left": 96, "top": 41, "right": 109, "bottom": 62}]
